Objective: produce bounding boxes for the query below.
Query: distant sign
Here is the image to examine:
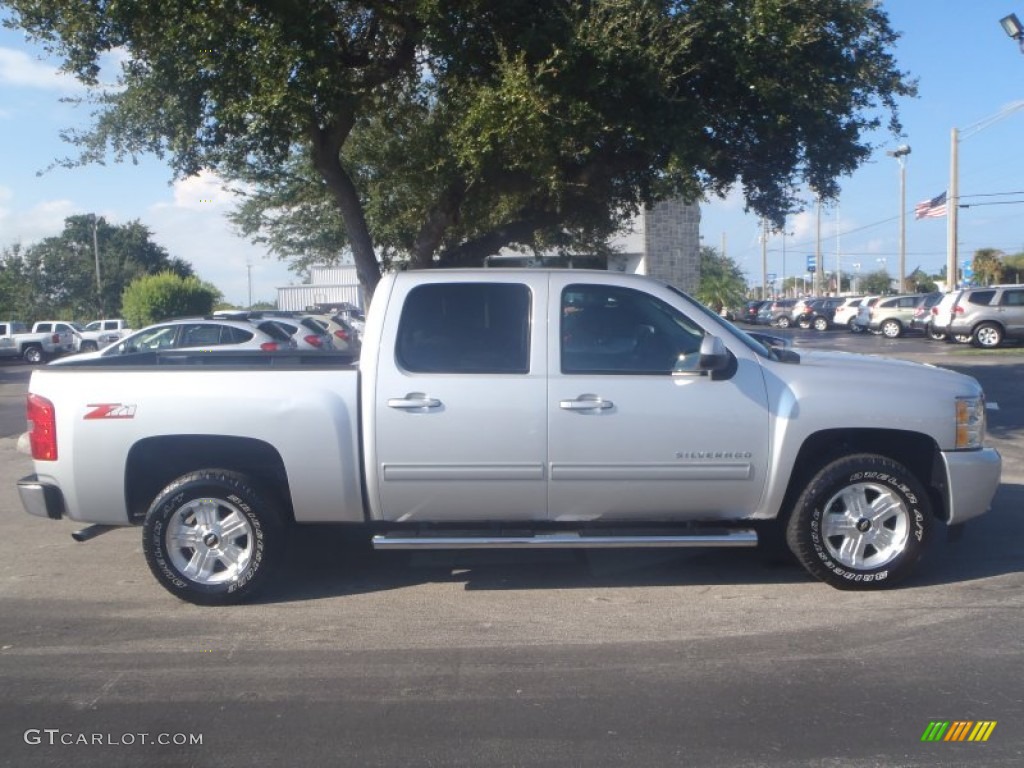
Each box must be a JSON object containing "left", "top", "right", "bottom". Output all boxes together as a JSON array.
[
  {"left": 806, "top": 255, "right": 816, "bottom": 272},
  {"left": 767, "top": 273, "right": 777, "bottom": 282}
]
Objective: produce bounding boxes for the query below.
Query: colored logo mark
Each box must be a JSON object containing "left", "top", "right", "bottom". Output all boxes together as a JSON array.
[{"left": 921, "top": 721, "right": 997, "bottom": 742}]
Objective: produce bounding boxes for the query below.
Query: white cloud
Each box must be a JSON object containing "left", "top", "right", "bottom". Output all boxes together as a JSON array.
[
  {"left": 148, "top": 172, "right": 296, "bottom": 305},
  {"left": 0, "top": 195, "right": 78, "bottom": 246},
  {"left": 0, "top": 46, "right": 81, "bottom": 92}
]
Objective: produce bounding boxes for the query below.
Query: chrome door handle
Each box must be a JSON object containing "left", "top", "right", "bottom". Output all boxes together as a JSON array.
[
  {"left": 559, "top": 396, "right": 614, "bottom": 411},
  {"left": 387, "top": 393, "right": 442, "bottom": 410}
]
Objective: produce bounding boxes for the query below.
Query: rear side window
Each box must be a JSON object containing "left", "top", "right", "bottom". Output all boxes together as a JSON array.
[
  {"left": 999, "top": 289, "right": 1024, "bottom": 306},
  {"left": 256, "top": 321, "right": 293, "bottom": 342},
  {"left": 396, "top": 283, "right": 531, "bottom": 373},
  {"left": 967, "top": 291, "right": 995, "bottom": 306}
]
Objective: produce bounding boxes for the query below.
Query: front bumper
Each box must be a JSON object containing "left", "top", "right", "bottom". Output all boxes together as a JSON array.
[
  {"left": 942, "top": 449, "right": 1002, "bottom": 525},
  {"left": 18, "top": 475, "right": 66, "bottom": 520}
]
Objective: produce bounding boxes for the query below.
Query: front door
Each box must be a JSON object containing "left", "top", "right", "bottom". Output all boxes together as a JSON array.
[{"left": 547, "top": 277, "right": 771, "bottom": 521}]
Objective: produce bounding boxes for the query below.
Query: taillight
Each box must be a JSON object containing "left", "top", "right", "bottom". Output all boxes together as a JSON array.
[
  {"left": 259, "top": 342, "right": 280, "bottom": 351},
  {"left": 27, "top": 394, "right": 57, "bottom": 461},
  {"left": 931, "top": 307, "right": 939, "bottom": 315},
  {"left": 334, "top": 329, "right": 349, "bottom": 342},
  {"left": 50, "top": 333, "right": 60, "bottom": 343},
  {"left": 304, "top": 335, "right": 323, "bottom": 348}
]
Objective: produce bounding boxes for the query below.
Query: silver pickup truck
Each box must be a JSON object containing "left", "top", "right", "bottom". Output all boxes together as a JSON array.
[{"left": 18, "top": 270, "right": 1002, "bottom": 604}]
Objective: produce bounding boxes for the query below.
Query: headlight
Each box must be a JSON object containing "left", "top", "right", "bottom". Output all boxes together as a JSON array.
[{"left": 955, "top": 396, "right": 986, "bottom": 449}]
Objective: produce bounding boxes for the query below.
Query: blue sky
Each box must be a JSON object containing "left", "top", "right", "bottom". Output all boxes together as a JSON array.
[{"left": 2, "top": 1, "right": 1024, "bottom": 305}]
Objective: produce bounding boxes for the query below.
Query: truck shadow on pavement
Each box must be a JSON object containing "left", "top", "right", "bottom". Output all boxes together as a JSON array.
[{"left": 256, "top": 482, "right": 1024, "bottom": 604}]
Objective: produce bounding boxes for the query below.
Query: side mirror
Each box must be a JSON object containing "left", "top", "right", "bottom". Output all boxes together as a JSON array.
[{"left": 698, "top": 335, "right": 731, "bottom": 372}]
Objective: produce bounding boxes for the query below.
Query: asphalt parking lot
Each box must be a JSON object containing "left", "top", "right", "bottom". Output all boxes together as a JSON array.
[{"left": 0, "top": 336, "right": 1021, "bottom": 768}]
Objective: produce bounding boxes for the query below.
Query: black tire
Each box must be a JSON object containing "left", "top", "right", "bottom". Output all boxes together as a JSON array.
[
  {"left": 927, "top": 326, "right": 946, "bottom": 341},
  {"left": 785, "top": 454, "right": 932, "bottom": 589},
  {"left": 142, "top": 469, "right": 287, "bottom": 605},
  {"left": 972, "top": 322, "right": 1003, "bottom": 349},
  {"left": 775, "top": 316, "right": 791, "bottom": 328},
  {"left": 80, "top": 341, "right": 98, "bottom": 352},
  {"left": 812, "top": 316, "right": 829, "bottom": 331},
  {"left": 848, "top": 320, "right": 864, "bottom": 334},
  {"left": 22, "top": 345, "right": 44, "bottom": 364},
  {"left": 797, "top": 317, "right": 811, "bottom": 329}
]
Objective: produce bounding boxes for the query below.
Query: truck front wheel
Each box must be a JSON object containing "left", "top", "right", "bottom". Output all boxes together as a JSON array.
[
  {"left": 142, "top": 470, "right": 287, "bottom": 605},
  {"left": 785, "top": 454, "right": 932, "bottom": 589}
]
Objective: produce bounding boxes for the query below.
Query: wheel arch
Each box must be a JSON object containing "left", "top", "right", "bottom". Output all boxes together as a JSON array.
[
  {"left": 777, "top": 428, "right": 948, "bottom": 524},
  {"left": 125, "top": 435, "right": 293, "bottom": 524}
]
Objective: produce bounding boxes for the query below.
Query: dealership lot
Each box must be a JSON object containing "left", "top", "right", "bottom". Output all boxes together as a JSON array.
[{"left": 0, "top": 338, "right": 1021, "bottom": 767}]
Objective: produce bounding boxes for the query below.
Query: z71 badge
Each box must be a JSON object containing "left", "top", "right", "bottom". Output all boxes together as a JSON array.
[{"left": 84, "top": 403, "right": 137, "bottom": 420}]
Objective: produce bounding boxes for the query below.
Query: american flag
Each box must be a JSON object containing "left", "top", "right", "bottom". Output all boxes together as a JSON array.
[{"left": 915, "top": 191, "right": 947, "bottom": 219}]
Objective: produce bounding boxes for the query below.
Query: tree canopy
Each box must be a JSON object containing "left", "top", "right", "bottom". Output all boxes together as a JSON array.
[
  {"left": 0, "top": 215, "right": 193, "bottom": 321},
  {"left": 4, "top": 0, "right": 915, "bottom": 301},
  {"left": 696, "top": 246, "right": 747, "bottom": 313}
]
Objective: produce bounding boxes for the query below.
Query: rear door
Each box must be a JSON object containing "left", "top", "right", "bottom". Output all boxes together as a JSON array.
[
  {"left": 371, "top": 275, "right": 548, "bottom": 522},
  {"left": 546, "top": 275, "right": 771, "bottom": 521},
  {"left": 997, "top": 287, "right": 1024, "bottom": 337}
]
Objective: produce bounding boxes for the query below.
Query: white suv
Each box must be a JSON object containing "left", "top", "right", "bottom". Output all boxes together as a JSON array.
[{"left": 831, "top": 297, "right": 865, "bottom": 331}]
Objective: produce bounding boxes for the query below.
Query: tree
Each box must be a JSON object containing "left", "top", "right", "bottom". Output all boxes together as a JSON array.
[
  {"left": 860, "top": 269, "right": 892, "bottom": 295},
  {"left": 9, "top": 215, "right": 194, "bottom": 321},
  {"left": 697, "top": 246, "right": 747, "bottom": 313},
  {"left": 971, "top": 248, "right": 1005, "bottom": 286},
  {"left": 121, "top": 272, "right": 221, "bottom": 328},
  {"left": 5, "top": 0, "right": 914, "bottom": 301}
]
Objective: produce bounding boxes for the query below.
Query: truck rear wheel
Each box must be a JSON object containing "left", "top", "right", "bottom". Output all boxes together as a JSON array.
[
  {"left": 22, "top": 345, "right": 44, "bottom": 364},
  {"left": 142, "top": 470, "right": 287, "bottom": 605},
  {"left": 785, "top": 454, "right": 932, "bottom": 589}
]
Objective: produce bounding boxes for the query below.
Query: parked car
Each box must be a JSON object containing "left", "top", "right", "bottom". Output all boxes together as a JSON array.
[
  {"left": 830, "top": 296, "right": 866, "bottom": 331},
  {"left": 19, "top": 268, "right": 1002, "bottom": 603},
  {"left": 267, "top": 315, "right": 336, "bottom": 350},
  {"left": 758, "top": 298, "right": 797, "bottom": 327},
  {"left": 797, "top": 297, "right": 845, "bottom": 331},
  {"left": 309, "top": 314, "right": 362, "bottom": 355},
  {"left": 908, "top": 293, "right": 944, "bottom": 337},
  {"left": 944, "top": 284, "right": 1024, "bottom": 348},
  {"left": 930, "top": 292, "right": 972, "bottom": 343},
  {"left": 852, "top": 296, "right": 882, "bottom": 333},
  {"left": 740, "top": 300, "right": 769, "bottom": 324},
  {"left": 79, "top": 318, "right": 133, "bottom": 351},
  {"left": 29, "top": 321, "right": 77, "bottom": 355},
  {"left": 51, "top": 317, "right": 298, "bottom": 363},
  {"left": 867, "top": 294, "right": 925, "bottom": 338},
  {"left": 789, "top": 297, "right": 819, "bottom": 328},
  {"left": 0, "top": 321, "right": 71, "bottom": 363}
]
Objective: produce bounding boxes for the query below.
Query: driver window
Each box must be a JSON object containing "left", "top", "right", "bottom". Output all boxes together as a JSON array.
[{"left": 561, "top": 284, "right": 704, "bottom": 374}]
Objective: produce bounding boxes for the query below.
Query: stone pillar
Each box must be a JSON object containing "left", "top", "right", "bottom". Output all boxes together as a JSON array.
[{"left": 642, "top": 199, "right": 701, "bottom": 294}]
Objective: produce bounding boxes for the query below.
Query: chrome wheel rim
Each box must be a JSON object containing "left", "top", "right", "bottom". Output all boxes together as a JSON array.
[
  {"left": 882, "top": 322, "right": 899, "bottom": 338},
  {"left": 821, "top": 482, "right": 910, "bottom": 570},
  {"left": 976, "top": 327, "right": 1000, "bottom": 347},
  {"left": 166, "top": 498, "right": 254, "bottom": 585}
]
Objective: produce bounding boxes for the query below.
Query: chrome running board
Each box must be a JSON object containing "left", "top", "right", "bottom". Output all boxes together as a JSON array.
[{"left": 372, "top": 529, "right": 757, "bottom": 550}]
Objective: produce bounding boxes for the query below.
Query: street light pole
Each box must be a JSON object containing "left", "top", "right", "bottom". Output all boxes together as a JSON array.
[{"left": 885, "top": 144, "right": 911, "bottom": 292}]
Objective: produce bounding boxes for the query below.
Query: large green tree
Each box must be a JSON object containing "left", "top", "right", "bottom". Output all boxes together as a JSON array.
[
  {"left": 5, "top": 215, "right": 193, "bottom": 321},
  {"left": 4, "top": 0, "right": 914, "bottom": 301}
]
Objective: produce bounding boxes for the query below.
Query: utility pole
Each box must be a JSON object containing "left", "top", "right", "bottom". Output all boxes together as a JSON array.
[
  {"left": 247, "top": 263, "right": 253, "bottom": 309},
  {"left": 815, "top": 198, "right": 823, "bottom": 294},
  {"left": 92, "top": 214, "right": 103, "bottom": 317},
  {"left": 761, "top": 220, "right": 768, "bottom": 300}
]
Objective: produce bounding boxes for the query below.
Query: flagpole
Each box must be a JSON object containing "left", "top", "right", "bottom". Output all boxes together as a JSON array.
[{"left": 947, "top": 128, "right": 958, "bottom": 291}]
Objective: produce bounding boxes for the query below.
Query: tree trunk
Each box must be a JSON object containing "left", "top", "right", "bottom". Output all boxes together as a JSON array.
[{"left": 309, "top": 119, "right": 382, "bottom": 304}]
